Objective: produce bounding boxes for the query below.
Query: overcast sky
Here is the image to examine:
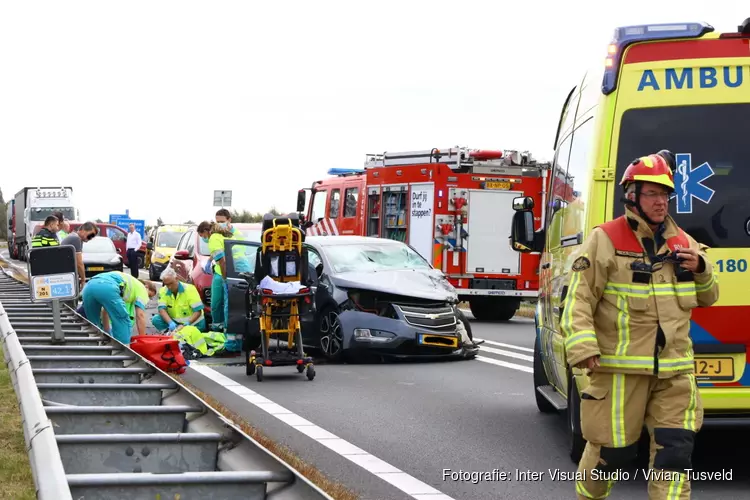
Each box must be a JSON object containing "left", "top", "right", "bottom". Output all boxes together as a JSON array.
[{"left": 0, "top": 1, "right": 745, "bottom": 225}]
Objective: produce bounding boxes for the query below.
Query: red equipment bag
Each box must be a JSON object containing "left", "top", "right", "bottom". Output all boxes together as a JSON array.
[{"left": 130, "top": 335, "right": 188, "bottom": 374}]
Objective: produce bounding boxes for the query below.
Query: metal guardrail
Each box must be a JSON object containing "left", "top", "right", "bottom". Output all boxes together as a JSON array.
[{"left": 0, "top": 266, "right": 333, "bottom": 500}]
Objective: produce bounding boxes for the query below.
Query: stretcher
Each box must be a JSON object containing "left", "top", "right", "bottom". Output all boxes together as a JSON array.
[{"left": 240, "top": 214, "right": 315, "bottom": 381}]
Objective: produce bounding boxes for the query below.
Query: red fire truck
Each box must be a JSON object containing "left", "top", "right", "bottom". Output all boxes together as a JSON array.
[{"left": 295, "top": 147, "right": 551, "bottom": 321}]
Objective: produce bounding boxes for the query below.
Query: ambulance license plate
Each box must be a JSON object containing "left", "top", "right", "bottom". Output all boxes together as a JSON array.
[
  {"left": 694, "top": 357, "right": 734, "bottom": 381},
  {"left": 485, "top": 181, "right": 511, "bottom": 190},
  {"left": 88, "top": 266, "right": 104, "bottom": 271}
]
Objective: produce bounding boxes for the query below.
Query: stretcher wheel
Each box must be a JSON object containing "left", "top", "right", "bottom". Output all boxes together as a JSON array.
[
  {"left": 306, "top": 365, "right": 315, "bottom": 381},
  {"left": 297, "top": 364, "right": 305, "bottom": 373},
  {"left": 256, "top": 365, "right": 264, "bottom": 382}
]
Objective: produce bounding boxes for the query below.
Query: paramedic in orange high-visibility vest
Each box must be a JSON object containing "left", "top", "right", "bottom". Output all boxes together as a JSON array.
[{"left": 561, "top": 150, "right": 719, "bottom": 500}]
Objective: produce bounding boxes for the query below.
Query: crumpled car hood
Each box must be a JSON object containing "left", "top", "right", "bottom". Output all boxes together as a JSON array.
[{"left": 330, "top": 268, "right": 457, "bottom": 302}]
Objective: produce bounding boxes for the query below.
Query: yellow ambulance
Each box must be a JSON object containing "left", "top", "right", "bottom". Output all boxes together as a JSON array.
[{"left": 510, "top": 18, "right": 750, "bottom": 462}]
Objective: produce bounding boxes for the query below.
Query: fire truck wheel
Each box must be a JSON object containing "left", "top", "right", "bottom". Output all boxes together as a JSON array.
[{"left": 468, "top": 298, "right": 519, "bottom": 322}]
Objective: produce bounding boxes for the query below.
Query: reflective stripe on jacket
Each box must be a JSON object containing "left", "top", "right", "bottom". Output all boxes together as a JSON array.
[
  {"left": 562, "top": 211, "right": 719, "bottom": 378},
  {"left": 31, "top": 228, "right": 60, "bottom": 247}
]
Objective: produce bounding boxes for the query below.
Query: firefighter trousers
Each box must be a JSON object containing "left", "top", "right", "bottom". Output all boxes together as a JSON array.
[{"left": 575, "top": 371, "right": 703, "bottom": 500}]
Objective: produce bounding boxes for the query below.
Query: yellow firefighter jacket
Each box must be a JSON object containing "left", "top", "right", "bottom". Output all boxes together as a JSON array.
[{"left": 561, "top": 209, "right": 719, "bottom": 378}]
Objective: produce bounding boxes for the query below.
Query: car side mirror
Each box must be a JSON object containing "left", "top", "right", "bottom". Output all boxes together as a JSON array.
[
  {"left": 512, "top": 196, "right": 534, "bottom": 211},
  {"left": 297, "top": 190, "right": 307, "bottom": 213},
  {"left": 174, "top": 250, "right": 190, "bottom": 260},
  {"left": 511, "top": 210, "right": 542, "bottom": 253},
  {"left": 147, "top": 242, "right": 153, "bottom": 251},
  {"left": 315, "top": 263, "right": 324, "bottom": 278}
]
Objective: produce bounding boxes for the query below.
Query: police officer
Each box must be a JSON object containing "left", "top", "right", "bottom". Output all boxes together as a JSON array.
[
  {"left": 31, "top": 216, "right": 60, "bottom": 248},
  {"left": 562, "top": 150, "right": 719, "bottom": 500}
]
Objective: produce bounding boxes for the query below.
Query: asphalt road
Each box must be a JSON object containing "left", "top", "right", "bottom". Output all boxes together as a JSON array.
[{"left": 2, "top": 248, "right": 749, "bottom": 499}]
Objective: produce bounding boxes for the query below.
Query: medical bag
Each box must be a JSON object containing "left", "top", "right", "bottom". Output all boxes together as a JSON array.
[{"left": 130, "top": 335, "right": 188, "bottom": 374}]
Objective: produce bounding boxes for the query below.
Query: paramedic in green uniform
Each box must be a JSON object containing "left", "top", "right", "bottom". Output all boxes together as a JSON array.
[
  {"left": 152, "top": 267, "right": 207, "bottom": 332},
  {"left": 82, "top": 271, "right": 157, "bottom": 344}
]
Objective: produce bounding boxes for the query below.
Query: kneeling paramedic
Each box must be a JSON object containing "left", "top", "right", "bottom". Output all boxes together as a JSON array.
[
  {"left": 152, "top": 267, "right": 207, "bottom": 332},
  {"left": 82, "top": 271, "right": 158, "bottom": 344},
  {"left": 563, "top": 150, "right": 719, "bottom": 500}
]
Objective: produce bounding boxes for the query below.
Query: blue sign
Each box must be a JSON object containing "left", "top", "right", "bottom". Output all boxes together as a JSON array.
[
  {"left": 109, "top": 214, "right": 128, "bottom": 224},
  {"left": 672, "top": 153, "right": 715, "bottom": 214},
  {"left": 51, "top": 283, "right": 74, "bottom": 298},
  {"left": 114, "top": 218, "right": 145, "bottom": 239}
]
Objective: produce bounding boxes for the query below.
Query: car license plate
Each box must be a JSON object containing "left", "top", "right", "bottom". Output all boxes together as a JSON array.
[
  {"left": 694, "top": 357, "right": 734, "bottom": 381},
  {"left": 485, "top": 181, "right": 511, "bottom": 190},
  {"left": 88, "top": 266, "right": 104, "bottom": 271},
  {"left": 418, "top": 334, "right": 458, "bottom": 348}
]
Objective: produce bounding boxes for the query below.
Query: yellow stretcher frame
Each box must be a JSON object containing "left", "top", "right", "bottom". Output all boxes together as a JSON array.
[{"left": 247, "top": 217, "right": 315, "bottom": 382}]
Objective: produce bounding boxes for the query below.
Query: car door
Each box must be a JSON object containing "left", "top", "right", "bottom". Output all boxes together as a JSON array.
[
  {"left": 302, "top": 245, "right": 323, "bottom": 343},
  {"left": 223, "top": 239, "right": 261, "bottom": 337},
  {"left": 106, "top": 226, "right": 128, "bottom": 263}
]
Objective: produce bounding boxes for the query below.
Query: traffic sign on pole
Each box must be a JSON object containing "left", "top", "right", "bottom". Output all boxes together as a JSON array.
[{"left": 213, "top": 190, "right": 232, "bottom": 207}]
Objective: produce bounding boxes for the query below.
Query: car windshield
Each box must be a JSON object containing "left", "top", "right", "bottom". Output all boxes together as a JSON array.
[
  {"left": 30, "top": 207, "right": 75, "bottom": 222},
  {"left": 615, "top": 103, "right": 750, "bottom": 249},
  {"left": 323, "top": 242, "right": 431, "bottom": 273},
  {"left": 156, "top": 231, "right": 184, "bottom": 247},
  {"left": 83, "top": 237, "right": 115, "bottom": 253}
]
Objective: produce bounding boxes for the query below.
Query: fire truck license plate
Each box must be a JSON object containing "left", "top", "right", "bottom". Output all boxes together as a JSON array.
[
  {"left": 485, "top": 181, "right": 511, "bottom": 190},
  {"left": 694, "top": 357, "right": 734, "bottom": 380}
]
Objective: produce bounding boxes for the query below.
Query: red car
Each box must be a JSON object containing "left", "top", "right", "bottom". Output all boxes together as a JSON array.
[
  {"left": 167, "top": 223, "right": 261, "bottom": 324},
  {"left": 68, "top": 222, "right": 147, "bottom": 268}
]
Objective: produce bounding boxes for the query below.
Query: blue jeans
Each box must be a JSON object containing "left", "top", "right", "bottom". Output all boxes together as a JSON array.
[
  {"left": 152, "top": 314, "right": 206, "bottom": 332},
  {"left": 82, "top": 277, "right": 133, "bottom": 344}
]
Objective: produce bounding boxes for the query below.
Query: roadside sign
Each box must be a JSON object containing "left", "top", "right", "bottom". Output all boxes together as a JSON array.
[
  {"left": 27, "top": 245, "right": 79, "bottom": 344},
  {"left": 109, "top": 213, "right": 128, "bottom": 225},
  {"left": 213, "top": 190, "right": 232, "bottom": 207},
  {"left": 113, "top": 218, "right": 145, "bottom": 239}
]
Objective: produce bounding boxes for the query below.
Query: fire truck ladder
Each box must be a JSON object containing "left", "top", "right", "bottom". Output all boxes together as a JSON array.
[{"left": 364, "top": 147, "right": 546, "bottom": 175}]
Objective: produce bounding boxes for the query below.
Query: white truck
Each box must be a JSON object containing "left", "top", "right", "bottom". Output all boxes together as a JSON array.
[{"left": 13, "top": 187, "right": 77, "bottom": 261}]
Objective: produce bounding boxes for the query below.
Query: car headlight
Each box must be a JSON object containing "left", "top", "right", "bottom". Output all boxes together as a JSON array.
[
  {"left": 353, "top": 328, "right": 395, "bottom": 343},
  {"left": 110, "top": 256, "right": 121, "bottom": 264},
  {"left": 154, "top": 252, "right": 166, "bottom": 260}
]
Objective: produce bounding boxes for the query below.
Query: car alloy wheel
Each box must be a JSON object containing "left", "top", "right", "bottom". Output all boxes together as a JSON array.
[{"left": 319, "top": 309, "right": 344, "bottom": 361}]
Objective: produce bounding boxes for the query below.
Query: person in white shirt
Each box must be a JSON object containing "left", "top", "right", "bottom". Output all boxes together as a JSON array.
[{"left": 126, "top": 224, "right": 143, "bottom": 277}]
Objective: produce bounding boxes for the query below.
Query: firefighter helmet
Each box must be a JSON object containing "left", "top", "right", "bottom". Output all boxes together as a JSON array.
[{"left": 620, "top": 151, "right": 676, "bottom": 190}]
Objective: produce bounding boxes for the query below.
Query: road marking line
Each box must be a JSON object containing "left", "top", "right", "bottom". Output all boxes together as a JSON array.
[
  {"left": 475, "top": 338, "right": 534, "bottom": 353},
  {"left": 189, "top": 363, "right": 456, "bottom": 500},
  {"left": 478, "top": 345, "right": 533, "bottom": 362},
  {"left": 476, "top": 356, "right": 533, "bottom": 373}
]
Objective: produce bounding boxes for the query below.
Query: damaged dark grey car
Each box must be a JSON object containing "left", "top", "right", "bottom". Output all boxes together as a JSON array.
[{"left": 224, "top": 236, "right": 479, "bottom": 362}]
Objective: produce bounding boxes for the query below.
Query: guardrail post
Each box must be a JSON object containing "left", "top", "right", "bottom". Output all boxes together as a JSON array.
[{"left": 51, "top": 300, "right": 66, "bottom": 344}]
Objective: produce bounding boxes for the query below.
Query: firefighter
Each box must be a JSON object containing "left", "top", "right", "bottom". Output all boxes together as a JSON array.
[
  {"left": 152, "top": 267, "right": 207, "bottom": 332},
  {"left": 82, "top": 271, "right": 158, "bottom": 344},
  {"left": 31, "top": 216, "right": 60, "bottom": 248},
  {"left": 562, "top": 150, "right": 719, "bottom": 500}
]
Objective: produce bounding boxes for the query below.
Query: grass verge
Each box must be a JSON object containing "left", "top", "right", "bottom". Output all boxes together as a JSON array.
[
  {"left": 0, "top": 346, "right": 36, "bottom": 500},
  {"left": 167, "top": 373, "right": 358, "bottom": 500}
]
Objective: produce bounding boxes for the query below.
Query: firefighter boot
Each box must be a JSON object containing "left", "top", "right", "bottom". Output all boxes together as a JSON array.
[{"left": 644, "top": 374, "right": 703, "bottom": 500}]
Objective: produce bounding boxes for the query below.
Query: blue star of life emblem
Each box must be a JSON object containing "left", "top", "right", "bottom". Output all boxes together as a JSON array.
[{"left": 671, "top": 153, "right": 715, "bottom": 214}]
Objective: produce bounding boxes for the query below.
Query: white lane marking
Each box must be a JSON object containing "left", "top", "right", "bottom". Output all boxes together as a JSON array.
[
  {"left": 189, "top": 363, "right": 456, "bottom": 499},
  {"left": 477, "top": 346, "right": 533, "bottom": 362},
  {"left": 475, "top": 338, "right": 534, "bottom": 353},
  {"left": 476, "top": 356, "right": 533, "bottom": 373}
]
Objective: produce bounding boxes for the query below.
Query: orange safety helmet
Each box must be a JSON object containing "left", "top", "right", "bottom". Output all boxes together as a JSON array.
[{"left": 619, "top": 150, "right": 676, "bottom": 191}]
